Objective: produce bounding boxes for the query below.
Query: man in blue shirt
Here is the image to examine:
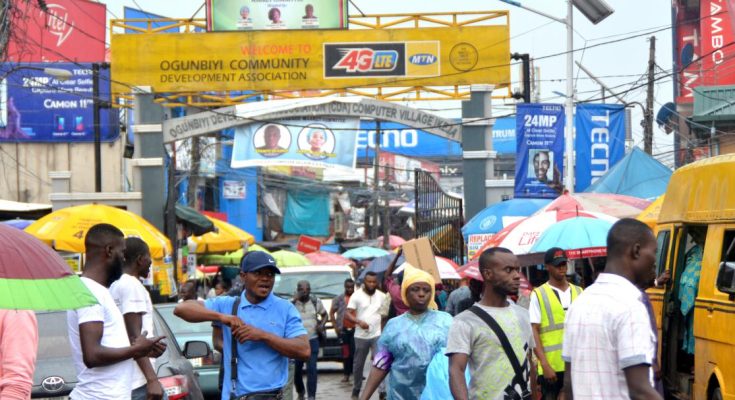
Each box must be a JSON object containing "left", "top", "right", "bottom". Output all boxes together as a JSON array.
[{"left": 175, "top": 251, "right": 310, "bottom": 400}]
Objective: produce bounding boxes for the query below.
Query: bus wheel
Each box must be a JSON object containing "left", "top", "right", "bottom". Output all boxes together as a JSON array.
[{"left": 712, "top": 387, "right": 723, "bottom": 400}]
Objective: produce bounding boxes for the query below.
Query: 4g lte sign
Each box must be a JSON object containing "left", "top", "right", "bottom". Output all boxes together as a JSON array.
[{"left": 324, "top": 42, "right": 438, "bottom": 78}]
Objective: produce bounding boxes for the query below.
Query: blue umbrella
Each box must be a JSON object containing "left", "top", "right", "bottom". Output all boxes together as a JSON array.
[
  {"left": 342, "top": 246, "right": 390, "bottom": 260},
  {"left": 529, "top": 217, "right": 614, "bottom": 259},
  {"left": 358, "top": 254, "right": 405, "bottom": 280},
  {"left": 462, "top": 199, "right": 551, "bottom": 240},
  {"left": 2, "top": 219, "right": 35, "bottom": 230}
]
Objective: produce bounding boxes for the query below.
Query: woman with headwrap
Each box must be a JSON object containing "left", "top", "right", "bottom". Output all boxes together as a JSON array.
[{"left": 359, "top": 263, "right": 453, "bottom": 400}]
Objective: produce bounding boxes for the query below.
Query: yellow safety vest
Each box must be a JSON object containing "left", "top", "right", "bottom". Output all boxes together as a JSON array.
[{"left": 535, "top": 282, "right": 582, "bottom": 374}]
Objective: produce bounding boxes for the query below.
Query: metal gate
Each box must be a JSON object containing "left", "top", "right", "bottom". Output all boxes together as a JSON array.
[{"left": 414, "top": 169, "right": 465, "bottom": 265}]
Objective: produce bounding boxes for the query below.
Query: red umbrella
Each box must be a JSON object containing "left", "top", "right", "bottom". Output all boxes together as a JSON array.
[
  {"left": 0, "top": 223, "right": 97, "bottom": 310},
  {"left": 377, "top": 235, "right": 406, "bottom": 250},
  {"left": 538, "top": 193, "right": 651, "bottom": 218},
  {"left": 304, "top": 251, "right": 352, "bottom": 265}
]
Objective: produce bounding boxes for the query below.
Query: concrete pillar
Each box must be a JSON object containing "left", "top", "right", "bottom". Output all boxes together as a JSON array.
[
  {"left": 133, "top": 88, "right": 166, "bottom": 232},
  {"left": 461, "top": 85, "right": 496, "bottom": 221}
]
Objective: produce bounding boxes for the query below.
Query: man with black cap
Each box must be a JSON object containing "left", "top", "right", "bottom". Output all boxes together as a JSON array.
[
  {"left": 529, "top": 247, "right": 582, "bottom": 400},
  {"left": 175, "top": 251, "right": 310, "bottom": 400}
]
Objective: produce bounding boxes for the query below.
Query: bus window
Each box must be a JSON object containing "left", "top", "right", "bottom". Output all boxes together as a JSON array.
[
  {"left": 716, "top": 231, "right": 735, "bottom": 296},
  {"left": 655, "top": 230, "right": 670, "bottom": 277}
]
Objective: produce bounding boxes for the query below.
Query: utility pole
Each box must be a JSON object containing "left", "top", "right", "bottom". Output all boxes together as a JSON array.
[
  {"left": 372, "top": 120, "right": 381, "bottom": 239},
  {"left": 644, "top": 36, "right": 656, "bottom": 155}
]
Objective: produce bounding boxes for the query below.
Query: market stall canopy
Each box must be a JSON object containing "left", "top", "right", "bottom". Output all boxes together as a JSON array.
[
  {"left": 0, "top": 223, "right": 97, "bottom": 310},
  {"left": 190, "top": 216, "right": 255, "bottom": 254},
  {"left": 305, "top": 251, "right": 351, "bottom": 266},
  {"left": 637, "top": 195, "right": 665, "bottom": 230},
  {"left": 0, "top": 199, "right": 51, "bottom": 220},
  {"left": 342, "top": 246, "right": 390, "bottom": 260},
  {"left": 272, "top": 250, "right": 311, "bottom": 267},
  {"left": 585, "top": 148, "right": 672, "bottom": 201},
  {"left": 462, "top": 198, "right": 551, "bottom": 240},
  {"left": 25, "top": 203, "right": 172, "bottom": 260},
  {"left": 174, "top": 204, "right": 215, "bottom": 236},
  {"left": 538, "top": 193, "right": 651, "bottom": 219},
  {"left": 200, "top": 244, "right": 272, "bottom": 266}
]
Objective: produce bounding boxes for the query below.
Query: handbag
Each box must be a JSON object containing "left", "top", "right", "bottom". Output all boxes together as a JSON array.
[{"left": 468, "top": 305, "right": 532, "bottom": 400}]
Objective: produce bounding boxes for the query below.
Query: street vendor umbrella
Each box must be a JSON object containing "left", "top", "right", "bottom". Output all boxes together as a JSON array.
[
  {"left": 529, "top": 217, "right": 614, "bottom": 259},
  {"left": 2, "top": 218, "right": 35, "bottom": 230},
  {"left": 637, "top": 195, "right": 665, "bottom": 230},
  {"left": 0, "top": 223, "right": 97, "bottom": 310},
  {"left": 538, "top": 193, "right": 651, "bottom": 219},
  {"left": 473, "top": 209, "right": 618, "bottom": 259},
  {"left": 200, "top": 244, "right": 273, "bottom": 266},
  {"left": 174, "top": 204, "right": 215, "bottom": 236},
  {"left": 272, "top": 250, "right": 311, "bottom": 267},
  {"left": 462, "top": 198, "right": 551, "bottom": 240},
  {"left": 376, "top": 235, "right": 406, "bottom": 250},
  {"left": 342, "top": 246, "right": 390, "bottom": 260},
  {"left": 25, "top": 203, "right": 171, "bottom": 260},
  {"left": 305, "top": 251, "right": 351, "bottom": 266},
  {"left": 190, "top": 216, "right": 255, "bottom": 254},
  {"left": 395, "top": 257, "right": 461, "bottom": 280},
  {"left": 358, "top": 254, "right": 405, "bottom": 280}
]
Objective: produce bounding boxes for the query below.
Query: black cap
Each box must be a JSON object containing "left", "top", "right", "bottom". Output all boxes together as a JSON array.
[
  {"left": 240, "top": 251, "right": 281, "bottom": 274},
  {"left": 544, "top": 247, "right": 568, "bottom": 267}
]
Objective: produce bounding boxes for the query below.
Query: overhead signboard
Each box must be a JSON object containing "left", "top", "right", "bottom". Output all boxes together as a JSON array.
[
  {"left": 0, "top": 63, "right": 118, "bottom": 142},
  {"left": 514, "top": 103, "right": 565, "bottom": 199},
  {"left": 231, "top": 117, "right": 359, "bottom": 169},
  {"left": 575, "top": 104, "right": 626, "bottom": 192},
  {"left": 700, "top": 0, "right": 735, "bottom": 86},
  {"left": 674, "top": 3, "right": 702, "bottom": 104},
  {"left": 207, "top": 0, "right": 348, "bottom": 31},
  {"left": 357, "top": 121, "right": 462, "bottom": 159},
  {"left": 111, "top": 25, "right": 510, "bottom": 94},
  {"left": 492, "top": 117, "right": 516, "bottom": 154},
  {"left": 7, "top": 0, "right": 106, "bottom": 63}
]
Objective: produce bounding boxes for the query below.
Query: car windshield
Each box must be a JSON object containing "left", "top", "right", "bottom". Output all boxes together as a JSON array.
[
  {"left": 36, "top": 312, "right": 72, "bottom": 359},
  {"left": 273, "top": 271, "right": 351, "bottom": 298},
  {"left": 156, "top": 305, "right": 212, "bottom": 334}
]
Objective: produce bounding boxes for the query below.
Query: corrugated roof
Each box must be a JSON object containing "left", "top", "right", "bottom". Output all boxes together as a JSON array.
[{"left": 692, "top": 85, "right": 735, "bottom": 122}]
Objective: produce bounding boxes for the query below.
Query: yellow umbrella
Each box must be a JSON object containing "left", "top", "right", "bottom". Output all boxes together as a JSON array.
[
  {"left": 637, "top": 195, "right": 665, "bottom": 230},
  {"left": 24, "top": 203, "right": 172, "bottom": 260},
  {"left": 190, "top": 216, "right": 255, "bottom": 254}
]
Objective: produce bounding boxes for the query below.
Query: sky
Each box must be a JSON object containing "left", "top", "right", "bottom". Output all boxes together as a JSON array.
[{"left": 99, "top": 0, "right": 676, "bottom": 163}]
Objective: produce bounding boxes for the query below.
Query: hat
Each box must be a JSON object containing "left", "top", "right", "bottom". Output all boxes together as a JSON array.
[
  {"left": 240, "top": 251, "right": 281, "bottom": 274},
  {"left": 400, "top": 263, "right": 438, "bottom": 311},
  {"left": 544, "top": 247, "right": 568, "bottom": 267}
]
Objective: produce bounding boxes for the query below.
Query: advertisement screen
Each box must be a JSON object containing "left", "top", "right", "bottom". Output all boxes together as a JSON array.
[
  {"left": 6, "top": 0, "right": 106, "bottom": 63},
  {"left": 232, "top": 117, "right": 359, "bottom": 169},
  {"left": 207, "top": 0, "right": 348, "bottom": 31},
  {"left": 0, "top": 63, "right": 118, "bottom": 142},
  {"left": 575, "top": 104, "right": 626, "bottom": 192},
  {"left": 111, "top": 25, "right": 510, "bottom": 94},
  {"left": 514, "top": 103, "right": 565, "bottom": 199}
]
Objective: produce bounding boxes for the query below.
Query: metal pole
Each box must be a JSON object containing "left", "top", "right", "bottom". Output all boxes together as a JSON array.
[
  {"left": 644, "top": 36, "right": 656, "bottom": 155},
  {"left": 564, "top": 0, "right": 575, "bottom": 193},
  {"left": 382, "top": 161, "right": 390, "bottom": 249},
  {"left": 372, "top": 120, "right": 381, "bottom": 239},
  {"left": 93, "top": 63, "right": 101, "bottom": 192}
]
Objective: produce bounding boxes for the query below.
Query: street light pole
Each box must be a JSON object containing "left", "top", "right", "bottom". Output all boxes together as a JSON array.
[
  {"left": 92, "top": 62, "right": 111, "bottom": 193},
  {"left": 565, "top": 0, "right": 575, "bottom": 193}
]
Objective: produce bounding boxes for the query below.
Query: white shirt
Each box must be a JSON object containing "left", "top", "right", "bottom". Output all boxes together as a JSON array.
[
  {"left": 67, "top": 277, "right": 134, "bottom": 400},
  {"left": 529, "top": 284, "right": 574, "bottom": 324},
  {"left": 110, "top": 273, "right": 155, "bottom": 388},
  {"left": 562, "top": 273, "right": 656, "bottom": 399},
  {"left": 346, "top": 288, "right": 386, "bottom": 339}
]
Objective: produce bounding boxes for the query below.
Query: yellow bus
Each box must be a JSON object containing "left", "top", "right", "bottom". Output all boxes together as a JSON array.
[{"left": 650, "top": 153, "right": 735, "bottom": 400}]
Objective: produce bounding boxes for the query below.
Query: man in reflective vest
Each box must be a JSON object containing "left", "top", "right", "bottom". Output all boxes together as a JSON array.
[{"left": 530, "top": 247, "right": 582, "bottom": 399}]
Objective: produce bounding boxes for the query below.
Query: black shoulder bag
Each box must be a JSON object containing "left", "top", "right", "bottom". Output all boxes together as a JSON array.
[
  {"left": 230, "top": 296, "right": 241, "bottom": 400},
  {"left": 469, "top": 305, "right": 532, "bottom": 400}
]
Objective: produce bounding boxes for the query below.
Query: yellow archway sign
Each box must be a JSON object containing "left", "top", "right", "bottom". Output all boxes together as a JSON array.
[{"left": 111, "top": 17, "right": 509, "bottom": 96}]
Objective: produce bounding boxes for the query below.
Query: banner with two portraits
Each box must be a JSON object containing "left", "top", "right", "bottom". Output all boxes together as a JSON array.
[{"left": 231, "top": 117, "right": 359, "bottom": 169}]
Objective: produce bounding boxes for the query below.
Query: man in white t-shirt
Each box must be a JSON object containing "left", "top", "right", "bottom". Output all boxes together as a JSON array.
[
  {"left": 67, "top": 224, "right": 167, "bottom": 400},
  {"left": 529, "top": 247, "right": 582, "bottom": 400},
  {"left": 345, "top": 272, "right": 386, "bottom": 400},
  {"left": 110, "top": 237, "right": 166, "bottom": 400}
]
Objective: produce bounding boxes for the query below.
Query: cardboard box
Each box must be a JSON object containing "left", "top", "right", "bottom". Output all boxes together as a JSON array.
[{"left": 401, "top": 237, "right": 441, "bottom": 282}]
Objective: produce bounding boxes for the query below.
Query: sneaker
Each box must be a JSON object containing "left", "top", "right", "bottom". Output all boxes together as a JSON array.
[
  {"left": 341, "top": 375, "right": 350, "bottom": 383},
  {"left": 297, "top": 394, "right": 305, "bottom": 400}
]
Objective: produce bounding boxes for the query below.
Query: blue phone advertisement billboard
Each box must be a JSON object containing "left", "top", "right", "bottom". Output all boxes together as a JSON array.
[
  {"left": 514, "top": 103, "right": 565, "bottom": 199},
  {"left": 575, "top": 103, "right": 626, "bottom": 192},
  {"left": 0, "top": 63, "right": 118, "bottom": 142}
]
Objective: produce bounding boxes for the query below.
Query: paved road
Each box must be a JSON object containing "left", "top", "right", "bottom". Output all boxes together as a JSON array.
[{"left": 289, "top": 361, "right": 381, "bottom": 400}]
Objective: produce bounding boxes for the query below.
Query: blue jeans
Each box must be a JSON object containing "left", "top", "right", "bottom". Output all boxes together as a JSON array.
[
  {"left": 294, "top": 337, "right": 319, "bottom": 398},
  {"left": 132, "top": 383, "right": 169, "bottom": 400}
]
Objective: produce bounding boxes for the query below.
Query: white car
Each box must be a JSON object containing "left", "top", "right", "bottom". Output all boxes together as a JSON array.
[{"left": 272, "top": 265, "right": 354, "bottom": 361}]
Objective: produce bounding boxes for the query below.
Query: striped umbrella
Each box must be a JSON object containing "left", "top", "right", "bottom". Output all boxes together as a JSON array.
[{"left": 0, "top": 223, "right": 97, "bottom": 310}]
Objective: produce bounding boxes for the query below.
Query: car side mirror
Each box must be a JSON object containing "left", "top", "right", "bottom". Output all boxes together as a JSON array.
[
  {"left": 716, "top": 261, "right": 735, "bottom": 296},
  {"left": 183, "top": 340, "right": 210, "bottom": 359}
]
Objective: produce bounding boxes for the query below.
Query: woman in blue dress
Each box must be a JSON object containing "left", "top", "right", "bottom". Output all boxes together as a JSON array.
[{"left": 359, "top": 264, "right": 453, "bottom": 400}]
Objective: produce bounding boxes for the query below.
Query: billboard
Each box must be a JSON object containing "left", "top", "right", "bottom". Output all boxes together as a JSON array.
[
  {"left": 514, "top": 104, "right": 565, "bottom": 199},
  {"left": 0, "top": 63, "right": 118, "bottom": 142},
  {"left": 378, "top": 152, "right": 440, "bottom": 185},
  {"left": 111, "top": 25, "right": 510, "bottom": 94},
  {"left": 357, "top": 121, "right": 461, "bottom": 159},
  {"left": 123, "top": 7, "right": 183, "bottom": 34},
  {"left": 207, "top": 0, "right": 348, "bottom": 31},
  {"left": 231, "top": 117, "right": 359, "bottom": 169},
  {"left": 6, "top": 0, "right": 106, "bottom": 63},
  {"left": 700, "top": 0, "right": 735, "bottom": 86},
  {"left": 574, "top": 104, "right": 626, "bottom": 192},
  {"left": 674, "top": 3, "right": 702, "bottom": 103},
  {"left": 492, "top": 117, "right": 516, "bottom": 154}
]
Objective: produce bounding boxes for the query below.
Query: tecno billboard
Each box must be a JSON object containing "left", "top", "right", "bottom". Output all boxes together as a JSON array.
[
  {"left": 111, "top": 25, "right": 510, "bottom": 94},
  {"left": 6, "top": 0, "right": 106, "bottom": 62}
]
